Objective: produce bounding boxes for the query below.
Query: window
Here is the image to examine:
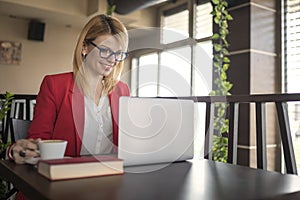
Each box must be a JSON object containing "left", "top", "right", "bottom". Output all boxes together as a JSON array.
[
  {"left": 283, "top": 0, "right": 300, "bottom": 93},
  {"left": 131, "top": 0, "right": 213, "bottom": 97},
  {"left": 138, "top": 53, "right": 159, "bottom": 97},
  {"left": 195, "top": 2, "right": 213, "bottom": 39},
  {"left": 160, "top": 46, "right": 192, "bottom": 96},
  {"left": 129, "top": 0, "right": 213, "bottom": 159},
  {"left": 194, "top": 1, "right": 213, "bottom": 96},
  {"left": 194, "top": 40, "right": 213, "bottom": 95},
  {"left": 282, "top": 0, "right": 300, "bottom": 173},
  {"left": 161, "top": 3, "right": 189, "bottom": 44}
]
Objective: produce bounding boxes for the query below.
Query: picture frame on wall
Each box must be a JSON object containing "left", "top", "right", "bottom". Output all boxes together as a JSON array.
[{"left": 0, "top": 41, "right": 22, "bottom": 65}]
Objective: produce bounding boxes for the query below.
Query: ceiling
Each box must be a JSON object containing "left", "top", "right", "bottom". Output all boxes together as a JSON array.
[
  {"left": 0, "top": 0, "right": 87, "bottom": 28},
  {"left": 108, "top": 0, "right": 170, "bottom": 15},
  {"left": 0, "top": 0, "right": 170, "bottom": 29}
]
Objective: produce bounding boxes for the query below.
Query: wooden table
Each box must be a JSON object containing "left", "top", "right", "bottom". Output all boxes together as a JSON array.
[{"left": 1, "top": 159, "right": 300, "bottom": 200}]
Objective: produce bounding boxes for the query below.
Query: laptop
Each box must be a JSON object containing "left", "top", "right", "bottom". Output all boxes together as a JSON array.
[{"left": 118, "top": 97, "right": 194, "bottom": 167}]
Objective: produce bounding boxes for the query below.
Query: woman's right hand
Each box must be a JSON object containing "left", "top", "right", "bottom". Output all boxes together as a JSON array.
[{"left": 11, "top": 138, "right": 41, "bottom": 164}]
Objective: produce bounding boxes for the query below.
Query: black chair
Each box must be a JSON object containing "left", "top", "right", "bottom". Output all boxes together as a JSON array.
[
  {"left": 164, "top": 94, "right": 299, "bottom": 175},
  {"left": 1, "top": 118, "right": 31, "bottom": 199},
  {"left": 0, "top": 94, "right": 36, "bottom": 144},
  {"left": 10, "top": 118, "right": 31, "bottom": 142},
  {"left": 196, "top": 94, "right": 298, "bottom": 175},
  {"left": 0, "top": 95, "right": 35, "bottom": 199}
]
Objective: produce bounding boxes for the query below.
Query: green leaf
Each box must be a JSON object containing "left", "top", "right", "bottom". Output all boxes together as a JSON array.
[
  {"left": 209, "top": 91, "right": 216, "bottom": 96},
  {"left": 106, "top": 5, "right": 116, "bottom": 16},
  {"left": 222, "top": 48, "right": 229, "bottom": 55},
  {"left": 211, "top": 0, "right": 220, "bottom": 5},
  {"left": 224, "top": 82, "right": 233, "bottom": 91},
  {"left": 0, "top": 91, "right": 14, "bottom": 121},
  {"left": 6, "top": 91, "right": 14, "bottom": 98},
  {"left": 222, "top": 1, "right": 228, "bottom": 7},
  {"left": 223, "top": 57, "right": 230, "bottom": 63},
  {"left": 214, "top": 17, "right": 220, "bottom": 24},
  {"left": 222, "top": 63, "right": 230, "bottom": 71},
  {"left": 222, "top": 39, "right": 228, "bottom": 47},
  {"left": 221, "top": 71, "right": 227, "bottom": 80},
  {"left": 214, "top": 54, "right": 221, "bottom": 60},
  {"left": 222, "top": 10, "right": 229, "bottom": 16},
  {"left": 211, "top": 33, "right": 220, "bottom": 39},
  {"left": 214, "top": 44, "right": 222, "bottom": 52},
  {"left": 226, "top": 14, "right": 234, "bottom": 20},
  {"left": 213, "top": 62, "right": 221, "bottom": 68},
  {"left": 222, "top": 20, "right": 228, "bottom": 28}
]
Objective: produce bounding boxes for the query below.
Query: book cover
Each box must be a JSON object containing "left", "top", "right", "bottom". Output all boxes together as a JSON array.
[{"left": 37, "top": 155, "right": 124, "bottom": 181}]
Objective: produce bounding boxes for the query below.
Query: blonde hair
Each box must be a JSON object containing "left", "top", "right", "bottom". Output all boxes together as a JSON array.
[{"left": 73, "top": 14, "right": 128, "bottom": 95}]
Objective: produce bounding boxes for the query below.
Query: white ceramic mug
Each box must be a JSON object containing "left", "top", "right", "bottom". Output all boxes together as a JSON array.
[{"left": 38, "top": 140, "right": 67, "bottom": 160}]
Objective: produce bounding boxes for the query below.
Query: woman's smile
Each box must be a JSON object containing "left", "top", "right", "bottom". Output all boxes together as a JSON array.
[{"left": 99, "top": 61, "right": 114, "bottom": 72}]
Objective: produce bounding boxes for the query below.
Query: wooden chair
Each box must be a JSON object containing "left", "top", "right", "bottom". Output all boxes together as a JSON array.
[
  {"left": 193, "top": 94, "right": 298, "bottom": 175},
  {"left": 162, "top": 94, "right": 298, "bottom": 174}
]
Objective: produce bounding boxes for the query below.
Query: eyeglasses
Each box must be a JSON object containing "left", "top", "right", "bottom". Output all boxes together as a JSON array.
[{"left": 88, "top": 41, "right": 128, "bottom": 62}]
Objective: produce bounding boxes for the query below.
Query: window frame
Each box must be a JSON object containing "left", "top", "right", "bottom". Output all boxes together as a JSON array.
[{"left": 130, "top": 0, "right": 213, "bottom": 97}]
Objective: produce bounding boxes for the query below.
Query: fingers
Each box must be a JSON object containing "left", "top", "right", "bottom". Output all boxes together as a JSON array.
[
  {"left": 19, "top": 150, "right": 26, "bottom": 157},
  {"left": 13, "top": 139, "right": 40, "bottom": 164},
  {"left": 27, "top": 139, "right": 39, "bottom": 151},
  {"left": 12, "top": 143, "right": 26, "bottom": 164}
]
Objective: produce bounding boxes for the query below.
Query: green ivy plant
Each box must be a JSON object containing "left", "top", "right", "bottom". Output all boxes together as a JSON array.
[
  {"left": 106, "top": 4, "right": 116, "bottom": 16},
  {"left": 0, "top": 92, "right": 14, "bottom": 153},
  {"left": 0, "top": 91, "right": 14, "bottom": 198},
  {"left": 210, "top": 0, "right": 233, "bottom": 162}
]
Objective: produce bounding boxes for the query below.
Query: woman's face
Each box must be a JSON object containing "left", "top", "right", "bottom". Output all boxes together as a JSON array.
[{"left": 84, "top": 34, "right": 122, "bottom": 77}]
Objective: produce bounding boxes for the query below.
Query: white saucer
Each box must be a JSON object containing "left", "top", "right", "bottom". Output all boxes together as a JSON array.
[
  {"left": 25, "top": 156, "right": 71, "bottom": 165},
  {"left": 24, "top": 157, "right": 40, "bottom": 165}
]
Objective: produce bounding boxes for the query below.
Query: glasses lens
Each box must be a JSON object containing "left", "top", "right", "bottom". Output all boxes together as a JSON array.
[
  {"left": 99, "top": 48, "right": 113, "bottom": 59},
  {"left": 97, "top": 45, "right": 127, "bottom": 61},
  {"left": 115, "top": 52, "right": 127, "bottom": 61}
]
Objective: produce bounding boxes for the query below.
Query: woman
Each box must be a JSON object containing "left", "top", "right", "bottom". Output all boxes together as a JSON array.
[{"left": 8, "top": 14, "right": 130, "bottom": 164}]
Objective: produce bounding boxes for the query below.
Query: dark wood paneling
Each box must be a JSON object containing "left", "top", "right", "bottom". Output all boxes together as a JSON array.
[
  {"left": 237, "top": 148, "right": 250, "bottom": 166},
  {"left": 227, "top": 53, "right": 250, "bottom": 94},
  {"left": 224, "top": 0, "right": 281, "bottom": 171},
  {"left": 251, "top": 5, "right": 276, "bottom": 53},
  {"left": 238, "top": 103, "right": 251, "bottom": 146},
  {"left": 228, "top": 5, "right": 251, "bottom": 51},
  {"left": 227, "top": 0, "right": 249, "bottom": 8}
]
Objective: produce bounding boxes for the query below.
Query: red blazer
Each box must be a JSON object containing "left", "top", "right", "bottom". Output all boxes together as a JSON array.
[{"left": 28, "top": 72, "right": 130, "bottom": 156}]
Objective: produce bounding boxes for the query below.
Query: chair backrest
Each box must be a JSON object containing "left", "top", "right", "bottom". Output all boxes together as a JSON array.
[
  {"left": 29, "top": 99, "right": 36, "bottom": 120},
  {"left": 165, "top": 94, "right": 299, "bottom": 175},
  {"left": 0, "top": 94, "right": 36, "bottom": 143},
  {"left": 10, "top": 99, "right": 26, "bottom": 119},
  {"left": 10, "top": 118, "right": 31, "bottom": 142},
  {"left": 194, "top": 94, "right": 298, "bottom": 175}
]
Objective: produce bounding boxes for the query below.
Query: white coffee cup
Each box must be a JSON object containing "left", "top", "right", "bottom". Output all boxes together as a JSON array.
[{"left": 38, "top": 140, "right": 67, "bottom": 160}]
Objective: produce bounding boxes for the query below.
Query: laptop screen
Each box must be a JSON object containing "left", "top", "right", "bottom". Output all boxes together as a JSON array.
[{"left": 118, "top": 97, "right": 194, "bottom": 167}]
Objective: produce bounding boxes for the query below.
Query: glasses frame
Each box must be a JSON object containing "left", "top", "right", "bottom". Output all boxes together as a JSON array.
[{"left": 88, "top": 41, "right": 128, "bottom": 62}]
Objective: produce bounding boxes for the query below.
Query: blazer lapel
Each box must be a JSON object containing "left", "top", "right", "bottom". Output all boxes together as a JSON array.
[{"left": 70, "top": 81, "right": 84, "bottom": 156}]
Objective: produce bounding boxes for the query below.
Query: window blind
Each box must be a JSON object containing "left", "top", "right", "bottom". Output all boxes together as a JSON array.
[
  {"left": 283, "top": 0, "right": 300, "bottom": 174},
  {"left": 161, "top": 4, "right": 189, "bottom": 44},
  {"left": 195, "top": 2, "right": 213, "bottom": 39},
  {"left": 284, "top": 0, "right": 300, "bottom": 93}
]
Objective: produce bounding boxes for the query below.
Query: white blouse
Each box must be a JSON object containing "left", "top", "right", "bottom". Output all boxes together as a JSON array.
[{"left": 80, "top": 93, "right": 113, "bottom": 155}]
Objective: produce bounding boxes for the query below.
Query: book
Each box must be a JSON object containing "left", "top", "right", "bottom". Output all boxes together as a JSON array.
[{"left": 37, "top": 155, "right": 124, "bottom": 181}]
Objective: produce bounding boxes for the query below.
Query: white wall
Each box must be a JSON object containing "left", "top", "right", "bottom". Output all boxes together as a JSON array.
[
  {"left": 0, "top": 0, "right": 158, "bottom": 95},
  {"left": 0, "top": 16, "right": 79, "bottom": 94}
]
